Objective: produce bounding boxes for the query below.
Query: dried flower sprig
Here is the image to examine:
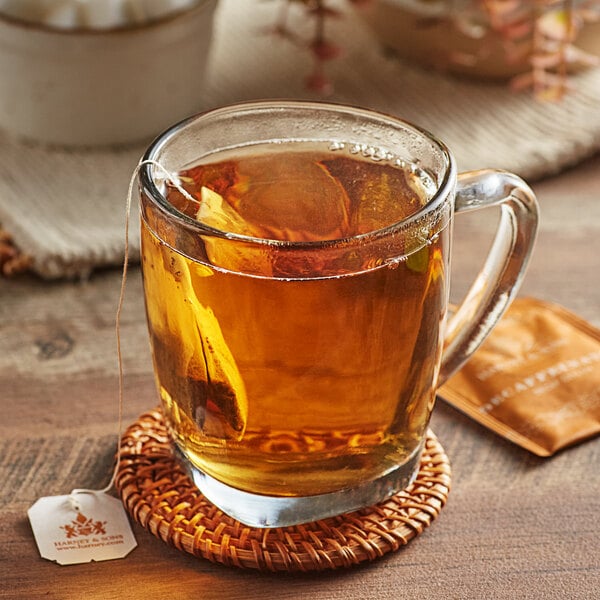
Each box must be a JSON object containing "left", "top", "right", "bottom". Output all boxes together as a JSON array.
[
  {"left": 268, "top": 0, "right": 370, "bottom": 94},
  {"left": 511, "top": 0, "right": 600, "bottom": 100}
]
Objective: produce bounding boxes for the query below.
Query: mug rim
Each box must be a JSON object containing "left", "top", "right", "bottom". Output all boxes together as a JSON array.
[{"left": 140, "top": 100, "right": 456, "bottom": 250}]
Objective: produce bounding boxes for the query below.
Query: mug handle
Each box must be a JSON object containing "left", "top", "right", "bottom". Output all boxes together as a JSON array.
[{"left": 438, "top": 169, "right": 539, "bottom": 385}]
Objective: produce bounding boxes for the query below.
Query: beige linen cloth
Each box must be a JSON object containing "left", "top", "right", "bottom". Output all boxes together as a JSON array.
[{"left": 1, "top": 0, "right": 599, "bottom": 279}]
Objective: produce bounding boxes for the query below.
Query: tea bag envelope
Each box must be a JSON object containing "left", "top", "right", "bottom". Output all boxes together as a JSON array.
[{"left": 440, "top": 298, "right": 600, "bottom": 456}]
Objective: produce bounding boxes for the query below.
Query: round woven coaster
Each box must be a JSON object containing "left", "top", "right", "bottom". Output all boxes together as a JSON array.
[{"left": 115, "top": 408, "right": 451, "bottom": 572}]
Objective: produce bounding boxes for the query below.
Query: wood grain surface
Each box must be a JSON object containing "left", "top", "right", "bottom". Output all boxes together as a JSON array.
[{"left": 1, "top": 154, "right": 599, "bottom": 599}]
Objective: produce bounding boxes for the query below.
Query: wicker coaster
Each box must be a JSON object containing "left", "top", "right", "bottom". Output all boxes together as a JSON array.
[{"left": 115, "top": 408, "right": 451, "bottom": 572}]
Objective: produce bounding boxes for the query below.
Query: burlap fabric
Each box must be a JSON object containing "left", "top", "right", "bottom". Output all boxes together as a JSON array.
[{"left": 1, "top": 0, "right": 599, "bottom": 279}]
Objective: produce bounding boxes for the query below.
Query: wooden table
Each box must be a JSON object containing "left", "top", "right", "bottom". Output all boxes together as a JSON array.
[{"left": 1, "top": 154, "right": 599, "bottom": 599}]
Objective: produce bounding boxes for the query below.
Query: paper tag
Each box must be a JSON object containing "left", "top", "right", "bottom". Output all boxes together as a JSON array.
[{"left": 28, "top": 493, "right": 137, "bottom": 565}]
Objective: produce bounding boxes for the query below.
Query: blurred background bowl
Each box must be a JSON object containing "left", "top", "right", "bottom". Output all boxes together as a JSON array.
[
  {"left": 360, "top": 0, "right": 600, "bottom": 81},
  {"left": 0, "top": 0, "right": 218, "bottom": 147}
]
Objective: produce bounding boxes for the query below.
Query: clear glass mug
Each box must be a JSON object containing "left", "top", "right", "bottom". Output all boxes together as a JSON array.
[{"left": 139, "top": 101, "right": 538, "bottom": 527}]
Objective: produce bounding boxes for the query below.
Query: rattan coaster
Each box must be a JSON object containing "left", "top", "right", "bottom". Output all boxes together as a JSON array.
[{"left": 115, "top": 408, "right": 451, "bottom": 572}]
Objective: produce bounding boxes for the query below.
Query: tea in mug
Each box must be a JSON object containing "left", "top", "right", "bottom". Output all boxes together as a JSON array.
[{"left": 141, "top": 142, "right": 449, "bottom": 497}]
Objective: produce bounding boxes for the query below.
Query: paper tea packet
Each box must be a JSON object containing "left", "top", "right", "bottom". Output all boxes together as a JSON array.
[{"left": 439, "top": 297, "right": 600, "bottom": 456}]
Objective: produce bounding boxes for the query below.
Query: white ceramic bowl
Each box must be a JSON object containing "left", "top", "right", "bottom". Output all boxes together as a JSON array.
[{"left": 0, "top": 0, "right": 218, "bottom": 146}]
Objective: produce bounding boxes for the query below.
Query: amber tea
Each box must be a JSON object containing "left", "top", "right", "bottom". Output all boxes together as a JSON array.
[
  {"left": 142, "top": 144, "right": 448, "bottom": 497},
  {"left": 139, "top": 101, "right": 538, "bottom": 527}
]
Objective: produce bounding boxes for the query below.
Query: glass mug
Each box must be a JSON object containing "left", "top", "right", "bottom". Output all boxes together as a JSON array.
[{"left": 139, "top": 101, "right": 538, "bottom": 527}]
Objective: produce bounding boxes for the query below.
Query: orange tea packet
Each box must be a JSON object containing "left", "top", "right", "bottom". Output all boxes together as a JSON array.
[{"left": 439, "top": 297, "right": 600, "bottom": 456}]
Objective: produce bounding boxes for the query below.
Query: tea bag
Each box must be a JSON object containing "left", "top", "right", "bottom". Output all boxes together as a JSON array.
[
  {"left": 144, "top": 242, "right": 248, "bottom": 440},
  {"left": 187, "top": 153, "right": 355, "bottom": 274},
  {"left": 320, "top": 156, "right": 428, "bottom": 235},
  {"left": 439, "top": 297, "right": 600, "bottom": 456},
  {"left": 193, "top": 187, "right": 274, "bottom": 276},
  {"left": 189, "top": 299, "right": 248, "bottom": 440},
  {"left": 174, "top": 254, "right": 248, "bottom": 440},
  {"left": 196, "top": 186, "right": 258, "bottom": 237},
  {"left": 182, "top": 154, "right": 354, "bottom": 242},
  {"left": 232, "top": 154, "right": 354, "bottom": 241}
]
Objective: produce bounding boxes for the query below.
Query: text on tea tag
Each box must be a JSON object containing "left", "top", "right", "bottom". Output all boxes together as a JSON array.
[{"left": 28, "top": 492, "right": 137, "bottom": 565}]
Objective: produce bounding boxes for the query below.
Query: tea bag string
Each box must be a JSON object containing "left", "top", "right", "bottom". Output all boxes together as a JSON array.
[{"left": 69, "top": 159, "right": 196, "bottom": 512}]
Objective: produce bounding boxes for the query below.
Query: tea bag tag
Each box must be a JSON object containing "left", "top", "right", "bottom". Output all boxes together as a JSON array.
[
  {"left": 28, "top": 492, "right": 137, "bottom": 565},
  {"left": 25, "top": 160, "right": 179, "bottom": 565}
]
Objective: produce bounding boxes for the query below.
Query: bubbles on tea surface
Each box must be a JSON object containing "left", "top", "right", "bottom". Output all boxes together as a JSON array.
[
  {"left": 347, "top": 143, "right": 394, "bottom": 163},
  {"left": 419, "top": 226, "right": 431, "bottom": 242},
  {"left": 329, "top": 141, "right": 346, "bottom": 152},
  {"left": 376, "top": 148, "right": 394, "bottom": 162}
]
